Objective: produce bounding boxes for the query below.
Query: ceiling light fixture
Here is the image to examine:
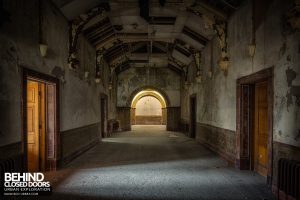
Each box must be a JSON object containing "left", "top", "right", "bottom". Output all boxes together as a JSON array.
[{"left": 218, "top": 51, "right": 229, "bottom": 76}]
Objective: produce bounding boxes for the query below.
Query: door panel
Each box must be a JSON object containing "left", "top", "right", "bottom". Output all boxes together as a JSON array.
[
  {"left": 27, "top": 80, "right": 40, "bottom": 172},
  {"left": 254, "top": 81, "right": 268, "bottom": 176}
]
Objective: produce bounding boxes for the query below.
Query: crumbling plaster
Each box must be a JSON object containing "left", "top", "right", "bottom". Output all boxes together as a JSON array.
[
  {"left": 117, "top": 67, "right": 181, "bottom": 107},
  {"left": 0, "top": 0, "right": 115, "bottom": 147},
  {"left": 181, "top": 0, "right": 300, "bottom": 147}
]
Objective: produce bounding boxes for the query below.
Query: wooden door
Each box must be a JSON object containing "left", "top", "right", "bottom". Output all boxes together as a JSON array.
[
  {"left": 254, "top": 81, "right": 269, "bottom": 176},
  {"left": 27, "top": 80, "right": 40, "bottom": 172}
]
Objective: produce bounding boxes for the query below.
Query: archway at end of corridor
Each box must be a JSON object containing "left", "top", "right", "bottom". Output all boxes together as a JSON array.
[{"left": 131, "top": 90, "right": 167, "bottom": 126}]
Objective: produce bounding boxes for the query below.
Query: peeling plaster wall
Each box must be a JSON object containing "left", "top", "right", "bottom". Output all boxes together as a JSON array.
[
  {"left": 117, "top": 67, "right": 181, "bottom": 107},
  {"left": 0, "top": 0, "right": 115, "bottom": 152},
  {"left": 262, "top": 2, "right": 300, "bottom": 148},
  {"left": 181, "top": 0, "right": 300, "bottom": 156},
  {"left": 107, "top": 70, "right": 118, "bottom": 120},
  {"left": 236, "top": 0, "right": 300, "bottom": 147}
]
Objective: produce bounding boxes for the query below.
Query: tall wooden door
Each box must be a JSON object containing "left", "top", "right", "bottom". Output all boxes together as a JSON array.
[
  {"left": 27, "top": 80, "right": 40, "bottom": 172},
  {"left": 254, "top": 81, "right": 269, "bottom": 176}
]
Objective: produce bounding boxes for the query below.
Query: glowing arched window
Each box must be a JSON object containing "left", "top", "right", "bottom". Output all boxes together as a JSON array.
[{"left": 135, "top": 96, "right": 162, "bottom": 116}]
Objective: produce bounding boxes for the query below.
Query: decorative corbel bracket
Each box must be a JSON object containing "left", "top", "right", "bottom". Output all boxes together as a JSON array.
[
  {"left": 186, "top": 6, "right": 229, "bottom": 75},
  {"left": 182, "top": 65, "right": 190, "bottom": 89},
  {"left": 214, "top": 20, "right": 227, "bottom": 53},
  {"left": 68, "top": 3, "right": 110, "bottom": 70},
  {"left": 214, "top": 20, "right": 230, "bottom": 76},
  {"left": 95, "top": 49, "right": 104, "bottom": 83},
  {"left": 194, "top": 51, "right": 201, "bottom": 70},
  {"left": 108, "top": 66, "right": 115, "bottom": 90},
  {"left": 193, "top": 51, "right": 203, "bottom": 83}
]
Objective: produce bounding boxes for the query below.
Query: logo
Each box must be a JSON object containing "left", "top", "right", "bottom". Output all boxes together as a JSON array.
[{"left": 1, "top": 173, "right": 52, "bottom": 196}]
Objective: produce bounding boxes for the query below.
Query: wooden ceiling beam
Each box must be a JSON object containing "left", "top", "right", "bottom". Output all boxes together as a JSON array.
[
  {"left": 182, "top": 26, "right": 209, "bottom": 46},
  {"left": 194, "top": 0, "right": 228, "bottom": 19}
]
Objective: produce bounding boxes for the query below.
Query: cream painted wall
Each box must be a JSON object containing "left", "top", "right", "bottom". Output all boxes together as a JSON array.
[{"left": 136, "top": 96, "right": 162, "bottom": 116}]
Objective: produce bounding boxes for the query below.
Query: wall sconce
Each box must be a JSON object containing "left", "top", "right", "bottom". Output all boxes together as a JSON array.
[
  {"left": 248, "top": 44, "right": 256, "bottom": 57},
  {"left": 218, "top": 51, "right": 229, "bottom": 76},
  {"left": 196, "top": 75, "right": 202, "bottom": 83},
  {"left": 60, "top": 76, "right": 66, "bottom": 84},
  {"left": 84, "top": 71, "right": 90, "bottom": 79},
  {"left": 208, "top": 70, "right": 213, "bottom": 78},
  {"left": 218, "top": 57, "right": 229, "bottom": 75},
  {"left": 39, "top": 44, "right": 48, "bottom": 57},
  {"left": 68, "top": 53, "right": 79, "bottom": 70},
  {"left": 108, "top": 82, "right": 113, "bottom": 90},
  {"left": 95, "top": 70, "right": 101, "bottom": 84},
  {"left": 95, "top": 77, "right": 101, "bottom": 84},
  {"left": 196, "top": 70, "right": 202, "bottom": 83}
]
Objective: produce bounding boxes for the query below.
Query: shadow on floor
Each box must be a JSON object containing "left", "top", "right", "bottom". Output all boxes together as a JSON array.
[{"left": 40, "top": 127, "right": 275, "bottom": 200}]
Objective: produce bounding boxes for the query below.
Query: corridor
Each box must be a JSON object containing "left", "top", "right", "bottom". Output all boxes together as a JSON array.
[
  {"left": 44, "top": 126, "right": 274, "bottom": 200},
  {"left": 1, "top": 0, "right": 299, "bottom": 199}
]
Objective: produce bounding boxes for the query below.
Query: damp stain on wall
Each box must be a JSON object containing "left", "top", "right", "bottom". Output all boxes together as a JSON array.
[
  {"left": 279, "top": 42, "right": 287, "bottom": 59},
  {"left": 285, "top": 67, "right": 299, "bottom": 109},
  {"left": 291, "top": 86, "right": 300, "bottom": 106},
  {"left": 117, "top": 67, "right": 180, "bottom": 107},
  {"left": 286, "top": 67, "right": 297, "bottom": 87}
]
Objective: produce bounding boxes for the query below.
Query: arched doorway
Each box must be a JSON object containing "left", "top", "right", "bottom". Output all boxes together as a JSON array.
[{"left": 131, "top": 90, "right": 167, "bottom": 126}]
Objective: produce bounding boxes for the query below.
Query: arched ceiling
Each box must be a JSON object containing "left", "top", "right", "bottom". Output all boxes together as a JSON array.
[{"left": 53, "top": 0, "right": 243, "bottom": 73}]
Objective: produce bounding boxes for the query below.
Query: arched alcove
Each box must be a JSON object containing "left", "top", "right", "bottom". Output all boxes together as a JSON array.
[
  {"left": 127, "top": 86, "right": 171, "bottom": 107},
  {"left": 130, "top": 89, "right": 168, "bottom": 126}
]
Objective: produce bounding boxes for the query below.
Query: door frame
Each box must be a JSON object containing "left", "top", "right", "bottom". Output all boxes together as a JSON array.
[
  {"left": 100, "top": 93, "right": 108, "bottom": 138},
  {"left": 22, "top": 67, "right": 60, "bottom": 171},
  {"left": 236, "top": 67, "right": 273, "bottom": 184},
  {"left": 189, "top": 94, "right": 197, "bottom": 138}
]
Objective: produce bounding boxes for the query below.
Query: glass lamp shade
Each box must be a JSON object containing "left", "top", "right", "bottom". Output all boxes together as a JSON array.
[
  {"left": 95, "top": 78, "right": 101, "bottom": 83},
  {"left": 196, "top": 75, "right": 202, "bottom": 83},
  {"left": 108, "top": 83, "right": 113, "bottom": 90},
  {"left": 248, "top": 44, "right": 256, "bottom": 57},
  {"left": 218, "top": 58, "right": 229, "bottom": 71},
  {"left": 39, "top": 44, "right": 48, "bottom": 57},
  {"left": 208, "top": 70, "right": 213, "bottom": 78}
]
